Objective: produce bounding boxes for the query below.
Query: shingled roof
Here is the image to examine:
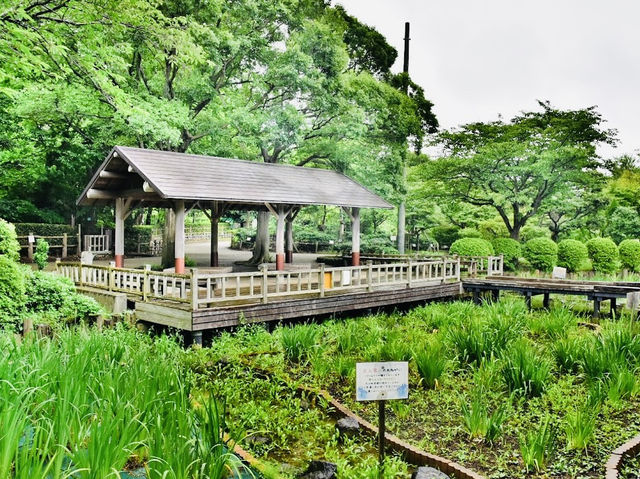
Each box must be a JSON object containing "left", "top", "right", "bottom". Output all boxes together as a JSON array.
[{"left": 77, "top": 146, "right": 392, "bottom": 209}]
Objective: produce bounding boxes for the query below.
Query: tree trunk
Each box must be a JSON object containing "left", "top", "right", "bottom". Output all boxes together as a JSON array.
[
  {"left": 339, "top": 209, "right": 345, "bottom": 242},
  {"left": 249, "top": 210, "right": 271, "bottom": 265},
  {"left": 161, "top": 208, "right": 176, "bottom": 268}
]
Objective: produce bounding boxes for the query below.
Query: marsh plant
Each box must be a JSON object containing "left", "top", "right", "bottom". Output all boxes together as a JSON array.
[
  {"left": 502, "top": 340, "right": 551, "bottom": 397},
  {"left": 461, "top": 392, "right": 508, "bottom": 442},
  {"left": 564, "top": 405, "right": 597, "bottom": 451},
  {"left": 280, "top": 323, "right": 320, "bottom": 362},
  {"left": 413, "top": 339, "right": 447, "bottom": 389},
  {"left": 519, "top": 416, "right": 557, "bottom": 473}
]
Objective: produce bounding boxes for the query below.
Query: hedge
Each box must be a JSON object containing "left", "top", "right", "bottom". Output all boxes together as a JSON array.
[
  {"left": 14, "top": 223, "right": 75, "bottom": 237},
  {"left": 125, "top": 225, "right": 154, "bottom": 253},
  {"left": 557, "top": 239, "right": 588, "bottom": 273},
  {"left": 449, "top": 238, "right": 494, "bottom": 257},
  {"left": 618, "top": 239, "right": 640, "bottom": 272},
  {"left": 523, "top": 237, "right": 557, "bottom": 272},
  {"left": 491, "top": 238, "right": 521, "bottom": 271},
  {"left": 0, "top": 255, "right": 26, "bottom": 327},
  {"left": 586, "top": 238, "right": 618, "bottom": 274}
]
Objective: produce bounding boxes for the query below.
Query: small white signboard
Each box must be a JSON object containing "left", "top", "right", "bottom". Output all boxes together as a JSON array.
[
  {"left": 356, "top": 361, "right": 408, "bottom": 401},
  {"left": 552, "top": 266, "right": 567, "bottom": 279},
  {"left": 28, "top": 235, "right": 35, "bottom": 244}
]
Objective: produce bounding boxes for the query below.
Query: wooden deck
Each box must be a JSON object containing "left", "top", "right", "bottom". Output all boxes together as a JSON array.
[{"left": 462, "top": 276, "right": 640, "bottom": 317}]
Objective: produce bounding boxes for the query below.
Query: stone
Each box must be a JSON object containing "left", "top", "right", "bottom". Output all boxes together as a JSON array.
[
  {"left": 411, "top": 466, "right": 450, "bottom": 479},
  {"left": 335, "top": 416, "right": 360, "bottom": 438},
  {"left": 80, "top": 251, "right": 94, "bottom": 264},
  {"left": 298, "top": 460, "right": 337, "bottom": 479}
]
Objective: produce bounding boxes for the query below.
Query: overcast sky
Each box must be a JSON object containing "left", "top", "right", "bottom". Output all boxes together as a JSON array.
[{"left": 337, "top": 0, "right": 640, "bottom": 158}]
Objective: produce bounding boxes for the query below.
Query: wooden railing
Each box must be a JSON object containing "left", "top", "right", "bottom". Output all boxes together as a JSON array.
[
  {"left": 84, "top": 234, "right": 111, "bottom": 254},
  {"left": 57, "top": 258, "right": 462, "bottom": 311}
]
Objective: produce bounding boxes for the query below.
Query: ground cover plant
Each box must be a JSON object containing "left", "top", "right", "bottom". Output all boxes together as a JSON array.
[
  {"left": 0, "top": 326, "right": 246, "bottom": 478},
  {"left": 199, "top": 298, "right": 640, "bottom": 479}
]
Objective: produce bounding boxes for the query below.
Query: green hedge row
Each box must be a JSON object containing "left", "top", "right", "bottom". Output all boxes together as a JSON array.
[{"left": 14, "top": 223, "right": 75, "bottom": 237}]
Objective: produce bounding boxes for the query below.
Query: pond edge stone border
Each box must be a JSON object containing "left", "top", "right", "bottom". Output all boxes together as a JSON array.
[{"left": 606, "top": 432, "right": 640, "bottom": 478}]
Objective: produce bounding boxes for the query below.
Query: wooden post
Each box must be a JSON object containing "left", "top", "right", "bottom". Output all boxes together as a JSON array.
[
  {"left": 143, "top": 264, "right": 151, "bottom": 301},
  {"left": 492, "top": 289, "right": 500, "bottom": 302},
  {"left": 285, "top": 216, "right": 294, "bottom": 264},
  {"left": 367, "top": 261, "right": 374, "bottom": 292},
  {"left": 319, "top": 263, "right": 326, "bottom": 298},
  {"left": 543, "top": 293, "right": 550, "bottom": 309},
  {"left": 174, "top": 200, "right": 186, "bottom": 274},
  {"left": 210, "top": 216, "right": 219, "bottom": 267},
  {"left": 524, "top": 292, "right": 532, "bottom": 311},
  {"left": 77, "top": 224, "right": 82, "bottom": 255},
  {"left": 593, "top": 297, "right": 601, "bottom": 319},
  {"left": 274, "top": 206, "right": 286, "bottom": 271},
  {"left": 611, "top": 298, "right": 617, "bottom": 319},
  {"left": 351, "top": 207, "right": 360, "bottom": 266},
  {"left": 191, "top": 268, "right": 199, "bottom": 311},
  {"left": 192, "top": 331, "right": 203, "bottom": 347},
  {"left": 261, "top": 264, "right": 269, "bottom": 304},
  {"left": 27, "top": 233, "right": 34, "bottom": 260},
  {"left": 115, "top": 198, "right": 125, "bottom": 268},
  {"left": 407, "top": 259, "right": 412, "bottom": 288},
  {"left": 378, "top": 400, "right": 386, "bottom": 479},
  {"left": 473, "top": 290, "right": 481, "bottom": 305},
  {"left": 62, "top": 233, "right": 68, "bottom": 258},
  {"left": 23, "top": 317, "right": 33, "bottom": 337}
]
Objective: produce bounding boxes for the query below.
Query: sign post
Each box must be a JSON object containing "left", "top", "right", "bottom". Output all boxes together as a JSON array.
[{"left": 356, "top": 361, "right": 409, "bottom": 479}]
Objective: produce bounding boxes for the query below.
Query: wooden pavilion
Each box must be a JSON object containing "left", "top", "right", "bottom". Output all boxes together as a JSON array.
[{"left": 77, "top": 146, "right": 393, "bottom": 272}]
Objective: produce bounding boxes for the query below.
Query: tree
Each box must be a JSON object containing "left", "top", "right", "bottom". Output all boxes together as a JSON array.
[{"left": 421, "top": 102, "right": 616, "bottom": 240}]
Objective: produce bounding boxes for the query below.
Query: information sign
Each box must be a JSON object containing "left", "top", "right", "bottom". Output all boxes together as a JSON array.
[{"left": 356, "top": 361, "right": 409, "bottom": 401}]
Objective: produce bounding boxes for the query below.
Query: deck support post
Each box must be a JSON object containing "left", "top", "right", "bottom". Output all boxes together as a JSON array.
[
  {"left": 593, "top": 297, "right": 601, "bottom": 319},
  {"left": 611, "top": 298, "right": 617, "bottom": 319},
  {"left": 174, "top": 200, "right": 185, "bottom": 274},
  {"left": 472, "top": 290, "right": 481, "bottom": 305},
  {"left": 492, "top": 289, "right": 500, "bottom": 302},
  {"left": 543, "top": 293, "right": 550, "bottom": 309},
  {"left": 524, "top": 292, "right": 532, "bottom": 310},
  {"left": 351, "top": 207, "right": 360, "bottom": 266},
  {"left": 114, "top": 198, "right": 125, "bottom": 268},
  {"left": 192, "top": 330, "right": 203, "bottom": 347}
]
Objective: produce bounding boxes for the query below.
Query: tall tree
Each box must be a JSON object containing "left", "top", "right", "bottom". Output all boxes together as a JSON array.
[{"left": 421, "top": 102, "right": 616, "bottom": 240}]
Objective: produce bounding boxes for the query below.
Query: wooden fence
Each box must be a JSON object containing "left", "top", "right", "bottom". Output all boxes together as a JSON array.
[
  {"left": 57, "top": 258, "right": 463, "bottom": 311},
  {"left": 18, "top": 234, "right": 80, "bottom": 259}
]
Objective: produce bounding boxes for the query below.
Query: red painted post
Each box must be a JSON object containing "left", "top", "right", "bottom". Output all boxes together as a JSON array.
[
  {"left": 276, "top": 254, "right": 285, "bottom": 271},
  {"left": 352, "top": 251, "right": 360, "bottom": 267},
  {"left": 175, "top": 257, "right": 185, "bottom": 274},
  {"left": 115, "top": 255, "right": 124, "bottom": 268}
]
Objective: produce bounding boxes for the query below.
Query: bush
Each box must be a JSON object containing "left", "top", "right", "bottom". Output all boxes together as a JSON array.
[
  {"left": 361, "top": 234, "right": 397, "bottom": 255},
  {"left": 586, "top": 238, "right": 618, "bottom": 273},
  {"left": 450, "top": 238, "right": 494, "bottom": 257},
  {"left": 125, "top": 224, "right": 154, "bottom": 253},
  {"left": 619, "top": 239, "right": 640, "bottom": 272},
  {"left": 523, "top": 238, "right": 557, "bottom": 272},
  {"left": 231, "top": 228, "right": 255, "bottom": 249},
  {"left": 430, "top": 225, "right": 459, "bottom": 248},
  {"left": 478, "top": 220, "right": 509, "bottom": 240},
  {"left": 607, "top": 206, "right": 640, "bottom": 244},
  {"left": 557, "top": 239, "right": 588, "bottom": 273},
  {"left": 24, "top": 271, "right": 75, "bottom": 312},
  {"left": 34, "top": 238, "right": 49, "bottom": 270},
  {"left": 491, "top": 238, "right": 521, "bottom": 271},
  {"left": 0, "top": 218, "right": 20, "bottom": 262},
  {"left": 13, "top": 223, "right": 75, "bottom": 237},
  {"left": 0, "top": 255, "right": 26, "bottom": 326}
]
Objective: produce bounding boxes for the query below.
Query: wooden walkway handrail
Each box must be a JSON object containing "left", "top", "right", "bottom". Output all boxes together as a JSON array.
[{"left": 56, "top": 257, "right": 470, "bottom": 311}]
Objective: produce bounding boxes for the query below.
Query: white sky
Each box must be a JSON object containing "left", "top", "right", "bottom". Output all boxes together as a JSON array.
[{"left": 336, "top": 0, "right": 640, "bottom": 158}]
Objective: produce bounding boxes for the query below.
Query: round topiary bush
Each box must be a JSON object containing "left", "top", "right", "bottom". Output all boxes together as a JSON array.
[
  {"left": 491, "top": 238, "right": 521, "bottom": 271},
  {"left": 618, "top": 239, "right": 640, "bottom": 272},
  {"left": 0, "top": 218, "right": 20, "bottom": 262},
  {"left": 449, "top": 238, "right": 494, "bottom": 257},
  {"left": 586, "top": 238, "right": 619, "bottom": 274},
  {"left": 523, "top": 237, "right": 558, "bottom": 272},
  {"left": 557, "top": 239, "right": 588, "bottom": 273}
]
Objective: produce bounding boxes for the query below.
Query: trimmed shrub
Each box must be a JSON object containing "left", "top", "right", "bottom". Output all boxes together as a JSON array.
[
  {"left": 34, "top": 238, "right": 49, "bottom": 270},
  {"left": 491, "top": 238, "right": 521, "bottom": 271},
  {"left": 586, "top": 238, "right": 618, "bottom": 274},
  {"left": 619, "top": 239, "right": 640, "bottom": 272},
  {"left": 14, "top": 223, "right": 74, "bottom": 237},
  {"left": 431, "top": 225, "right": 459, "bottom": 248},
  {"left": 450, "top": 238, "right": 494, "bottom": 257},
  {"left": 0, "top": 255, "right": 26, "bottom": 326},
  {"left": 557, "top": 239, "right": 588, "bottom": 273},
  {"left": 478, "top": 220, "right": 509, "bottom": 240},
  {"left": 523, "top": 238, "right": 557, "bottom": 272},
  {"left": 24, "top": 271, "right": 75, "bottom": 312},
  {"left": 0, "top": 218, "right": 20, "bottom": 262}
]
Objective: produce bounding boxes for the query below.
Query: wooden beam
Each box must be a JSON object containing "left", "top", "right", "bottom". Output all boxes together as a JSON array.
[
  {"left": 99, "top": 170, "right": 132, "bottom": 180},
  {"left": 86, "top": 189, "right": 160, "bottom": 200}
]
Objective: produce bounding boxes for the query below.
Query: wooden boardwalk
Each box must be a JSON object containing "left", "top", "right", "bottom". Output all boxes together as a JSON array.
[
  {"left": 462, "top": 276, "right": 640, "bottom": 317},
  {"left": 57, "top": 258, "right": 484, "bottom": 338}
]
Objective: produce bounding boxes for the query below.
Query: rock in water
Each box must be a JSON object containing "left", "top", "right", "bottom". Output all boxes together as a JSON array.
[
  {"left": 298, "top": 460, "right": 338, "bottom": 479},
  {"left": 335, "top": 416, "right": 360, "bottom": 438},
  {"left": 411, "top": 467, "right": 450, "bottom": 479}
]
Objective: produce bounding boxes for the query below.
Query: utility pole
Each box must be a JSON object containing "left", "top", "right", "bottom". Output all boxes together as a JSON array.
[{"left": 396, "top": 22, "right": 410, "bottom": 254}]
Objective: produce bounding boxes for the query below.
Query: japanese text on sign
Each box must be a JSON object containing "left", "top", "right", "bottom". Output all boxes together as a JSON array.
[{"left": 356, "top": 361, "right": 408, "bottom": 401}]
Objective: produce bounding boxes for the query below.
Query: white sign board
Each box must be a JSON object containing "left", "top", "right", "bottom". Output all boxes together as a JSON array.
[
  {"left": 552, "top": 267, "right": 567, "bottom": 279},
  {"left": 28, "top": 235, "right": 35, "bottom": 244},
  {"left": 356, "top": 361, "right": 408, "bottom": 401}
]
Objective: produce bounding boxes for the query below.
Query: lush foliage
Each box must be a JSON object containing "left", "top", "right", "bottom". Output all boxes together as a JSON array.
[
  {"left": 556, "top": 239, "right": 588, "bottom": 272},
  {"left": 619, "top": 239, "right": 640, "bottom": 272},
  {"left": 523, "top": 237, "right": 558, "bottom": 272},
  {"left": 607, "top": 206, "right": 640, "bottom": 244},
  {"left": 586, "top": 237, "right": 619, "bottom": 273},
  {"left": 449, "top": 238, "right": 493, "bottom": 257},
  {"left": 0, "top": 218, "right": 20, "bottom": 262},
  {"left": 491, "top": 237, "right": 521, "bottom": 271},
  {"left": 33, "top": 238, "right": 49, "bottom": 270},
  {"left": 0, "top": 255, "right": 26, "bottom": 325}
]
